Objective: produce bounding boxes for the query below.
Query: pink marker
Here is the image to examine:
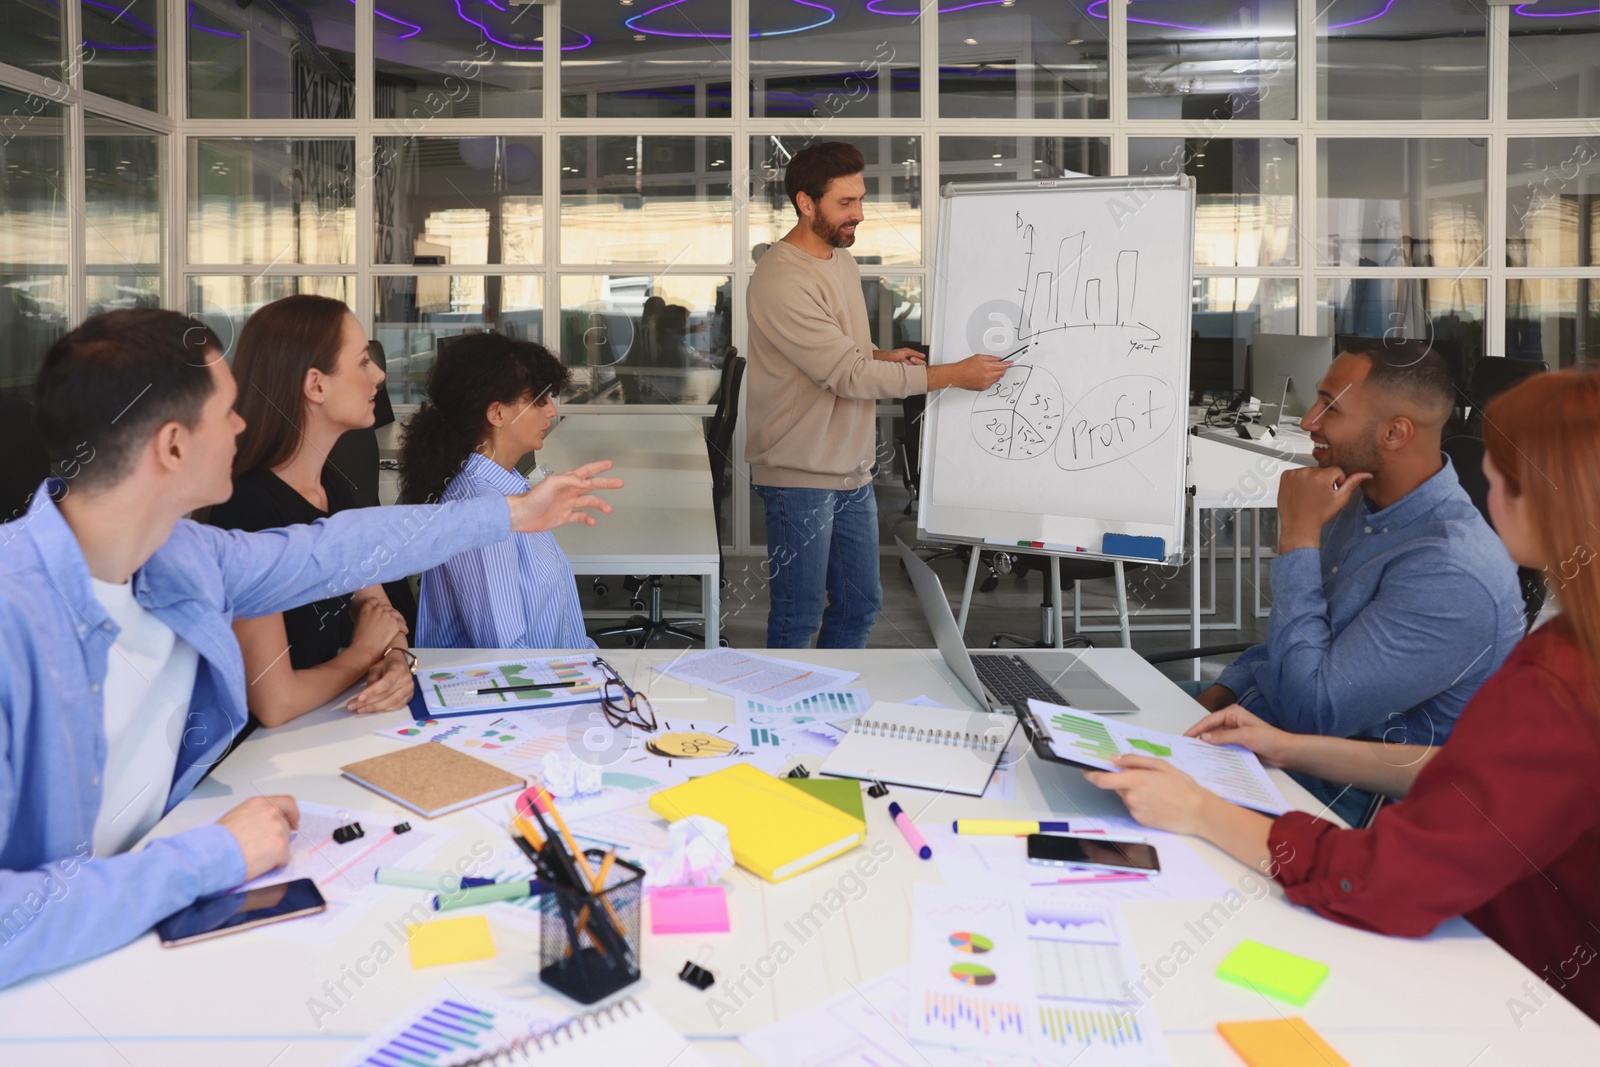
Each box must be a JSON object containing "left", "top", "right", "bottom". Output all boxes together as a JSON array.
[{"left": 887, "top": 802, "right": 932, "bottom": 860}]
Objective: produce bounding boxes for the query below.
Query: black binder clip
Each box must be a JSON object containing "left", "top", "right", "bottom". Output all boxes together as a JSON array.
[
  {"left": 785, "top": 765, "right": 810, "bottom": 779},
  {"left": 679, "top": 960, "right": 715, "bottom": 990},
  {"left": 332, "top": 822, "right": 365, "bottom": 845},
  {"left": 867, "top": 781, "right": 890, "bottom": 798},
  {"left": 392, "top": 822, "right": 412, "bottom": 835}
]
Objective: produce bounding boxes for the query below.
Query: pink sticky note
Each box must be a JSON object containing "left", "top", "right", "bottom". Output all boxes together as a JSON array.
[{"left": 650, "top": 885, "right": 730, "bottom": 935}]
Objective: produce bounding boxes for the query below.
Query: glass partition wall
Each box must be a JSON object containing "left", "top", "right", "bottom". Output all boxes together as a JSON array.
[{"left": 1, "top": 1, "right": 1594, "bottom": 552}]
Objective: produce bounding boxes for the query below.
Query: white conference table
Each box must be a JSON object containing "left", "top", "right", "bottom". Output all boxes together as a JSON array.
[
  {"left": 379, "top": 412, "right": 723, "bottom": 647},
  {"left": 3, "top": 648, "right": 1595, "bottom": 1065}
]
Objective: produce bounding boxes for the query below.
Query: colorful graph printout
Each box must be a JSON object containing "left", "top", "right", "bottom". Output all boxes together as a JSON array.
[{"left": 421, "top": 657, "right": 606, "bottom": 715}]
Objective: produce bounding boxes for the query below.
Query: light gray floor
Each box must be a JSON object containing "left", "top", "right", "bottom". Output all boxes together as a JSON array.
[{"left": 582, "top": 484, "right": 1273, "bottom": 688}]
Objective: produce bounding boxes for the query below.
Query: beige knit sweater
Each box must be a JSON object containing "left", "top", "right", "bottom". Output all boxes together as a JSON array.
[{"left": 744, "top": 240, "right": 928, "bottom": 490}]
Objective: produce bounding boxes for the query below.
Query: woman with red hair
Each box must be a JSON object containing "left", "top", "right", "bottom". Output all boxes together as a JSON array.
[{"left": 1088, "top": 365, "right": 1600, "bottom": 1023}]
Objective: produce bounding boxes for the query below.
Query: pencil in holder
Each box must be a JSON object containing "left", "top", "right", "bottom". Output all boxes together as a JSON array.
[{"left": 539, "top": 849, "right": 643, "bottom": 1004}]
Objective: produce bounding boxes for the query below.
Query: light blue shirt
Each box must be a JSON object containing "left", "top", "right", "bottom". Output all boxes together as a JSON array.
[
  {"left": 1216, "top": 456, "right": 1526, "bottom": 817},
  {"left": 417, "top": 453, "right": 596, "bottom": 651},
  {"left": 0, "top": 482, "right": 509, "bottom": 988}
]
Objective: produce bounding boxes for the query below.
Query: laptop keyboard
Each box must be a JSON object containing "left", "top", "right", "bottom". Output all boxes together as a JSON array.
[{"left": 972, "top": 655, "right": 1068, "bottom": 710}]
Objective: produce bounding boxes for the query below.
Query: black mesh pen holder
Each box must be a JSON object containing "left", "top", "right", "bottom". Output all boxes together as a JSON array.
[{"left": 538, "top": 849, "right": 644, "bottom": 1004}]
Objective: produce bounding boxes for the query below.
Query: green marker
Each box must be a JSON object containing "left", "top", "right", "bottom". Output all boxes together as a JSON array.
[{"left": 433, "top": 879, "right": 541, "bottom": 911}]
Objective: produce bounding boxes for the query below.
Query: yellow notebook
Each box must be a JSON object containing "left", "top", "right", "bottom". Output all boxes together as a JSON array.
[
  {"left": 649, "top": 764, "right": 866, "bottom": 883},
  {"left": 1217, "top": 1017, "right": 1349, "bottom": 1067}
]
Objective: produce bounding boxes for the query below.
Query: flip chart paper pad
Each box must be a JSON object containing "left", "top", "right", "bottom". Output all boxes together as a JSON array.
[
  {"left": 1215, "top": 939, "right": 1330, "bottom": 1006},
  {"left": 1217, "top": 1017, "right": 1350, "bottom": 1067},
  {"left": 408, "top": 915, "right": 497, "bottom": 968},
  {"left": 920, "top": 177, "right": 1196, "bottom": 562}
]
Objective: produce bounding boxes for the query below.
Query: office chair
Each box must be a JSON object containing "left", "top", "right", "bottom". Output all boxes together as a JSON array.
[
  {"left": 592, "top": 356, "right": 745, "bottom": 649},
  {"left": 324, "top": 340, "right": 417, "bottom": 630},
  {"left": 988, "top": 554, "right": 1146, "bottom": 649},
  {"left": 0, "top": 396, "right": 52, "bottom": 523}
]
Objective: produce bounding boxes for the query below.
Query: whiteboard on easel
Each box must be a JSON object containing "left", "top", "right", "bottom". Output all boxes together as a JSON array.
[{"left": 918, "top": 176, "right": 1195, "bottom": 564}]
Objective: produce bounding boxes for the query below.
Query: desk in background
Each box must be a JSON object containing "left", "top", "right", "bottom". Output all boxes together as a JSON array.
[{"left": 3, "top": 648, "right": 1594, "bottom": 1065}]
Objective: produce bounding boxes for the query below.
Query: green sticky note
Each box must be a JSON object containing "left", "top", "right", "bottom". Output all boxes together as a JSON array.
[
  {"left": 1215, "top": 940, "right": 1329, "bottom": 1006},
  {"left": 784, "top": 777, "right": 866, "bottom": 822}
]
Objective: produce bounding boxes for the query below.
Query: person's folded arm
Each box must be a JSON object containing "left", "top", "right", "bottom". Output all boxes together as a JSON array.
[
  {"left": 1213, "top": 642, "right": 1267, "bottom": 701},
  {"left": 750, "top": 288, "right": 926, "bottom": 401},
  {"left": 1262, "top": 548, "right": 1503, "bottom": 739},
  {"left": 0, "top": 693, "right": 247, "bottom": 988},
  {"left": 1267, "top": 660, "right": 1600, "bottom": 937}
]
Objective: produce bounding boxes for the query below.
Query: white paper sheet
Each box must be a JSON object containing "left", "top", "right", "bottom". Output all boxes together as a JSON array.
[
  {"left": 654, "top": 648, "right": 859, "bottom": 705},
  {"left": 1028, "top": 699, "right": 1291, "bottom": 815},
  {"left": 909, "top": 885, "right": 1169, "bottom": 1065}
]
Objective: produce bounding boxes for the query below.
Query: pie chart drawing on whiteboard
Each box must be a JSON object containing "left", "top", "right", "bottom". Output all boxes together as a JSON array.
[{"left": 971, "top": 364, "right": 1062, "bottom": 460}]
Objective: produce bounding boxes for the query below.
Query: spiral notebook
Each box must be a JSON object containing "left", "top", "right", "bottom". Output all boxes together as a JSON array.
[
  {"left": 344, "top": 986, "right": 709, "bottom": 1067},
  {"left": 818, "top": 702, "right": 1018, "bottom": 796}
]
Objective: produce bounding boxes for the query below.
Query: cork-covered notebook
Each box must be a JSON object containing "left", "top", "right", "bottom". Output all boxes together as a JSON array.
[{"left": 340, "top": 744, "right": 525, "bottom": 818}]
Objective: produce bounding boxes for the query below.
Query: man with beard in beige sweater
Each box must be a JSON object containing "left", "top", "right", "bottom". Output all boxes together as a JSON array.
[{"left": 746, "top": 141, "right": 1009, "bottom": 648}]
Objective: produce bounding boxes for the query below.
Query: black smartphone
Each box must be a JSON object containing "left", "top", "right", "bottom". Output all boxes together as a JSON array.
[
  {"left": 156, "top": 878, "right": 326, "bottom": 946},
  {"left": 1026, "top": 834, "right": 1160, "bottom": 874}
]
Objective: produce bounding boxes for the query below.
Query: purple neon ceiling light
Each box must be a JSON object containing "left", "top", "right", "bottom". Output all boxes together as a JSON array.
[{"left": 625, "top": 0, "right": 836, "bottom": 39}]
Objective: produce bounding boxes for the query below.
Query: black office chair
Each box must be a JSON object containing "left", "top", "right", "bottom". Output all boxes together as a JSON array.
[
  {"left": 324, "top": 340, "right": 418, "bottom": 631},
  {"left": 0, "top": 396, "right": 52, "bottom": 523},
  {"left": 592, "top": 356, "right": 745, "bottom": 649},
  {"left": 1465, "top": 356, "right": 1547, "bottom": 432}
]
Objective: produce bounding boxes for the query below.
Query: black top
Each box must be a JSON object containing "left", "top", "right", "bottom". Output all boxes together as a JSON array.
[{"left": 208, "top": 468, "right": 359, "bottom": 671}]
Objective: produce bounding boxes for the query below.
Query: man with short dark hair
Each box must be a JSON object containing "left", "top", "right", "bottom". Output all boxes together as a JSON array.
[
  {"left": 1198, "top": 340, "right": 1525, "bottom": 821},
  {"left": 0, "top": 309, "right": 621, "bottom": 987},
  {"left": 745, "top": 141, "right": 1009, "bottom": 648}
]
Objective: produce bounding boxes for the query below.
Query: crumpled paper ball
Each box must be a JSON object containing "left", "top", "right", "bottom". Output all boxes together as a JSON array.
[
  {"left": 640, "top": 815, "right": 733, "bottom": 889},
  {"left": 540, "top": 750, "right": 602, "bottom": 798}
]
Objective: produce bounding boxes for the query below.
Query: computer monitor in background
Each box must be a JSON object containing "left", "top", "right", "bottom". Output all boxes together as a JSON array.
[
  {"left": 1249, "top": 334, "right": 1333, "bottom": 427},
  {"left": 1188, "top": 336, "right": 1237, "bottom": 404}
]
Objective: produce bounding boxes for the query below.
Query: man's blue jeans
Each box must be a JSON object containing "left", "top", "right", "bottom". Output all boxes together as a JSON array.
[{"left": 756, "top": 484, "right": 882, "bottom": 649}]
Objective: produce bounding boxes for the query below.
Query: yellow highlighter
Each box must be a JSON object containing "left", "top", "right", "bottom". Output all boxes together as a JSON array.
[{"left": 952, "top": 819, "right": 1073, "bottom": 835}]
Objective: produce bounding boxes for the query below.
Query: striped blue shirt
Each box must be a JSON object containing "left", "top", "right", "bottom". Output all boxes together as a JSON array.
[{"left": 417, "top": 452, "right": 597, "bottom": 650}]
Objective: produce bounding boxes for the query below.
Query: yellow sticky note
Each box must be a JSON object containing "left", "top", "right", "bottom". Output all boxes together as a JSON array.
[
  {"left": 1218, "top": 1017, "right": 1349, "bottom": 1067},
  {"left": 407, "top": 916, "right": 496, "bottom": 969}
]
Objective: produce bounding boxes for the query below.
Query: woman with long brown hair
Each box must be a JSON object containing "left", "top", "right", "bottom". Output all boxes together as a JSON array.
[
  {"left": 207, "top": 294, "right": 415, "bottom": 726},
  {"left": 1086, "top": 366, "right": 1600, "bottom": 1023}
]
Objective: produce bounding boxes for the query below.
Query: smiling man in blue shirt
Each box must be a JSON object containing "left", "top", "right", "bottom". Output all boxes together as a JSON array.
[
  {"left": 0, "top": 309, "right": 621, "bottom": 989},
  {"left": 1197, "top": 340, "right": 1525, "bottom": 823}
]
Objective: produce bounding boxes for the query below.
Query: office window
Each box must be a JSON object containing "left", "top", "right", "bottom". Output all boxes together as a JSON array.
[
  {"left": 374, "top": 275, "right": 545, "bottom": 406},
  {"left": 0, "top": 87, "right": 66, "bottom": 394},
  {"left": 186, "top": 276, "right": 356, "bottom": 361},
  {"left": 1506, "top": 280, "right": 1600, "bottom": 366},
  {"left": 1509, "top": 8, "right": 1600, "bottom": 119},
  {"left": 0, "top": 0, "right": 62, "bottom": 83},
  {"left": 559, "top": 136, "right": 732, "bottom": 267},
  {"left": 187, "top": 0, "right": 353, "bottom": 119},
  {"left": 1317, "top": 277, "right": 1486, "bottom": 383},
  {"left": 1127, "top": 0, "right": 1296, "bottom": 120},
  {"left": 188, "top": 138, "right": 356, "bottom": 265},
  {"left": 1317, "top": 0, "right": 1487, "bottom": 120},
  {"left": 1190, "top": 278, "right": 1298, "bottom": 398},
  {"left": 374, "top": 1, "right": 542, "bottom": 120},
  {"left": 939, "top": 0, "right": 1107, "bottom": 119},
  {"left": 939, "top": 136, "right": 1110, "bottom": 183},
  {"left": 558, "top": 274, "right": 731, "bottom": 407},
  {"left": 374, "top": 137, "right": 543, "bottom": 267},
  {"left": 1318, "top": 139, "right": 1487, "bottom": 269},
  {"left": 749, "top": 135, "right": 921, "bottom": 266},
  {"left": 83, "top": 0, "right": 162, "bottom": 113},
  {"left": 561, "top": 0, "right": 733, "bottom": 119},
  {"left": 1506, "top": 138, "right": 1600, "bottom": 268},
  {"left": 85, "top": 116, "right": 162, "bottom": 319},
  {"left": 1131, "top": 138, "right": 1297, "bottom": 267},
  {"left": 752, "top": 2, "right": 920, "bottom": 119}
]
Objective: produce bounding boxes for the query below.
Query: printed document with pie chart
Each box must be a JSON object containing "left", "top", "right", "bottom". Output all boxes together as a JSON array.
[{"left": 909, "top": 884, "right": 1167, "bottom": 1064}]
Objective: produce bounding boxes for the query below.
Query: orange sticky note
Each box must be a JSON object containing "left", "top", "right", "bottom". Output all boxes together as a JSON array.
[
  {"left": 1217, "top": 1017, "right": 1349, "bottom": 1067},
  {"left": 407, "top": 915, "right": 496, "bottom": 969}
]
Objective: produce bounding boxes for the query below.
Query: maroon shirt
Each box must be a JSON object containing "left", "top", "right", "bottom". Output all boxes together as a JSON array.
[{"left": 1270, "top": 618, "right": 1600, "bottom": 1023}]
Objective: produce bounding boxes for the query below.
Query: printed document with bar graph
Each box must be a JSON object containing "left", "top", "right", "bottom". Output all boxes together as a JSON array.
[
  {"left": 1027, "top": 699, "right": 1291, "bottom": 816},
  {"left": 909, "top": 884, "right": 1168, "bottom": 1065}
]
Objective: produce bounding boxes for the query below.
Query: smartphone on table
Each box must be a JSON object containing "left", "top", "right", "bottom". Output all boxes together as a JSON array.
[
  {"left": 156, "top": 878, "right": 326, "bottom": 946},
  {"left": 1026, "top": 833, "right": 1160, "bottom": 874}
]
